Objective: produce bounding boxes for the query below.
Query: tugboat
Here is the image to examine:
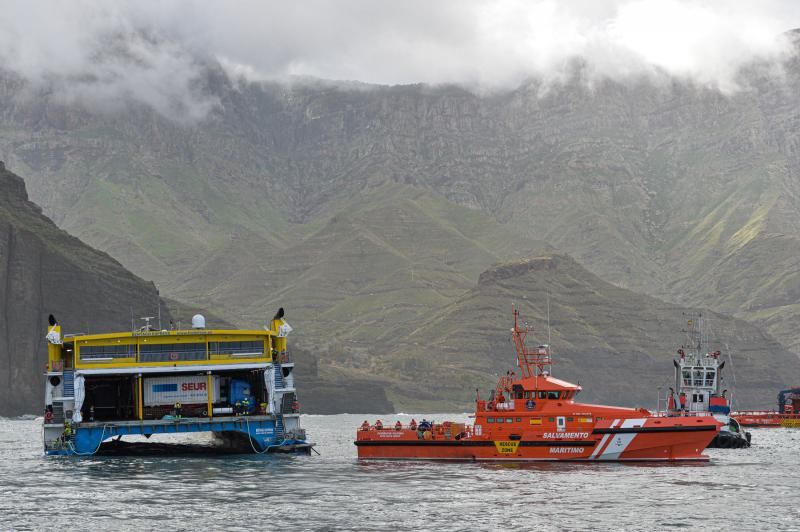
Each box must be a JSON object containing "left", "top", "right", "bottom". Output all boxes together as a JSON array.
[
  {"left": 42, "top": 309, "right": 314, "bottom": 456},
  {"left": 661, "top": 314, "right": 750, "bottom": 448},
  {"left": 355, "top": 309, "right": 721, "bottom": 461}
]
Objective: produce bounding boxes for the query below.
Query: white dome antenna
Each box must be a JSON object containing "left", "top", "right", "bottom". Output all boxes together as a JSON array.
[{"left": 191, "top": 314, "right": 206, "bottom": 329}]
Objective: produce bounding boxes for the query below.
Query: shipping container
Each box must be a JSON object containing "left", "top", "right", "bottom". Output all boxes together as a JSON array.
[{"left": 143, "top": 375, "right": 220, "bottom": 407}]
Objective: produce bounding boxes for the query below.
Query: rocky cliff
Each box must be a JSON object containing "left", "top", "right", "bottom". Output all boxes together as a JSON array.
[{"left": 0, "top": 163, "right": 173, "bottom": 416}]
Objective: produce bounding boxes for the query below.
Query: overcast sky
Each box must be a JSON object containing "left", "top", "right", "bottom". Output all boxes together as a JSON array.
[{"left": 1, "top": 1, "right": 799, "bottom": 118}]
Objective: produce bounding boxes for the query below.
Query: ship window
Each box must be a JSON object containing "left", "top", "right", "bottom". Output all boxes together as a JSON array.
[
  {"left": 487, "top": 417, "right": 495, "bottom": 423},
  {"left": 682, "top": 369, "right": 692, "bottom": 386},
  {"left": 692, "top": 368, "right": 703, "bottom": 386},
  {"left": 139, "top": 342, "right": 207, "bottom": 362},
  {"left": 496, "top": 418, "right": 504, "bottom": 423},
  {"left": 209, "top": 340, "right": 264, "bottom": 356},
  {"left": 704, "top": 370, "right": 715, "bottom": 387},
  {"left": 506, "top": 418, "right": 513, "bottom": 423},
  {"left": 548, "top": 417, "right": 555, "bottom": 422},
  {"left": 548, "top": 391, "right": 560, "bottom": 399},
  {"left": 538, "top": 391, "right": 547, "bottom": 399},
  {"left": 567, "top": 417, "right": 573, "bottom": 422},
  {"left": 80, "top": 344, "right": 136, "bottom": 361},
  {"left": 516, "top": 418, "right": 521, "bottom": 422},
  {"left": 693, "top": 393, "right": 705, "bottom": 403}
]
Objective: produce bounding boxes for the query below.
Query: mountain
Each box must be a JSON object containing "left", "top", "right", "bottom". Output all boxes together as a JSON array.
[
  {"left": 0, "top": 163, "right": 392, "bottom": 415},
  {"left": 0, "top": 163, "right": 172, "bottom": 416},
  {"left": 1, "top": 44, "right": 800, "bottom": 410},
  {"left": 389, "top": 255, "right": 800, "bottom": 410}
]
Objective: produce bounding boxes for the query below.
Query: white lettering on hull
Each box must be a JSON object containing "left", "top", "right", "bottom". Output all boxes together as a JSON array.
[
  {"left": 542, "top": 432, "right": 590, "bottom": 439},
  {"left": 549, "top": 447, "right": 584, "bottom": 454}
]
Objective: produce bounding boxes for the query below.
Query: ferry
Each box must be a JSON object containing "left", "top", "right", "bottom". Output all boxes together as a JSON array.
[
  {"left": 658, "top": 315, "right": 750, "bottom": 448},
  {"left": 42, "top": 309, "right": 313, "bottom": 456},
  {"left": 734, "top": 387, "right": 800, "bottom": 428},
  {"left": 355, "top": 309, "right": 721, "bottom": 461}
]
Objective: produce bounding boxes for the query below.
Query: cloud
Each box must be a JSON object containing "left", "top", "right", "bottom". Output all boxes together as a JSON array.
[{"left": 0, "top": 0, "right": 798, "bottom": 119}]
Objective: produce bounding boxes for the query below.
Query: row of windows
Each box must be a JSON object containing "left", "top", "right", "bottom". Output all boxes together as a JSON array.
[
  {"left": 79, "top": 341, "right": 266, "bottom": 363},
  {"left": 487, "top": 416, "right": 592, "bottom": 423},
  {"left": 514, "top": 390, "right": 566, "bottom": 400},
  {"left": 487, "top": 418, "right": 520, "bottom": 423},
  {"left": 209, "top": 341, "right": 264, "bottom": 355},
  {"left": 79, "top": 344, "right": 136, "bottom": 360},
  {"left": 139, "top": 342, "right": 207, "bottom": 362},
  {"left": 682, "top": 368, "right": 716, "bottom": 387}
]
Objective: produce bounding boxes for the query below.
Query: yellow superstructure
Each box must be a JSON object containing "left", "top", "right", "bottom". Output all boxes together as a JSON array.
[{"left": 47, "top": 328, "right": 283, "bottom": 372}]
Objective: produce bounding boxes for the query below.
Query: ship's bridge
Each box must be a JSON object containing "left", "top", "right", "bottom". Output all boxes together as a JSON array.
[{"left": 58, "top": 329, "right": 278, "bottom": 373}]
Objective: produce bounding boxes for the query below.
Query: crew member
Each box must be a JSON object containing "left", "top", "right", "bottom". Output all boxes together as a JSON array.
[
  {"left": 395, "top": 421, "right": 402, "bottom": 431},
  {"left": 667, "top": 387, "right": 676, "bottom": 410},
  {"left": 375, "top": 419, "right": 383, "bottom": 430},
  {"left": 679, "top": 393, "right": 687, "bottom": 411},
  {"left": 409, "top": 419, "right": 417, "bottom": 431},
  {"left": 361, "top": 420, "right": 370, "bottom": 431},
  {"left": 174, "top": 401, "right": 183, "bottom": 419}
]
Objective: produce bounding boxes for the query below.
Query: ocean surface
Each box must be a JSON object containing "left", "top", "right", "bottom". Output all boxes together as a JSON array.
[{"left": 2, "top": 413, "right": 799, "bottom": 531}]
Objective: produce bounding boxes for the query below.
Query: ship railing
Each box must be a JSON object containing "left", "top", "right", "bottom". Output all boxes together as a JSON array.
[
  {"left": 733, "top": 410, "right": 800, "bottom": 418},
  {"left": 650, "top": 410, "right": 715, "bottom": 418},
  {"left": 360, "top": 422, "right": 473, "bottom": 439}
]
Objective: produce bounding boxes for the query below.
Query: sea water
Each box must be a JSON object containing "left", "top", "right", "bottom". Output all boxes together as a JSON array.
[{"left": 1, "top": 414, "right": 799, "bottom": 531}]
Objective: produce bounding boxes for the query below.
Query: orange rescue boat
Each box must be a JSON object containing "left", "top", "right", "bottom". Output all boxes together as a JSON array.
[{"left": 356, "top": 309, "right": 721, "bottom": 462}]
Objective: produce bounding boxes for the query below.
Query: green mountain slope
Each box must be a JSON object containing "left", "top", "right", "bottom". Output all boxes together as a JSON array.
[
  {"left": 391, "top": 255, "right": 800, "bottom": 411},
  {"left": 2, "top": 46, "right": 800, "bottom": 411}
]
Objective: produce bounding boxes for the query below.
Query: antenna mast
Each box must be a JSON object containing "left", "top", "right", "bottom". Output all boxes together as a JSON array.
[
  {"left": 511, "top": 306, "right": 551, "bottom": 379},
  {"left": 547, "top": 293, "right": 551, "bottom": 346}
]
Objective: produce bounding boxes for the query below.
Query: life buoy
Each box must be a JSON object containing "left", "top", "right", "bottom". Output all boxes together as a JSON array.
[{"left": 44, "top": 410, "right": 54, "bottom": 423}]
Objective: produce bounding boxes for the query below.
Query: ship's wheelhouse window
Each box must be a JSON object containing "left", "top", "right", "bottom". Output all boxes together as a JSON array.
[
  {"left": 496, "top": 418, "right": 504, "bottom": 423},
  {"left": 538, "top": 391, "right": 547, "bottom": 399},
  {"left": 506, "top": 418, "right": 513, "bottom": 423},
  {"left": 692, "top": 368, "right": 704, "bottom": 386},
  {"left": 487, "top": 417, "right": 495, "bottom": 423},
  {"left": 209, "top": 340, "right": 264, "bottom": 356},
  {"left": 704, "top": 370, "right": 716, "bottom": 387},
  {"left": 548, "top": 391, "right": 560, "bottom": 399},
  {"left": 139, "top": 342, "right": 206, "bottom": 362},
  {"left": 524, "top": 391, "right": 530, "bottom": 399},
  {"left": 516, "top": 418, "right": 521, "bottom": 422},
  {"left": 516, "top": 391, "right": 523, "bottom": 399},
  {"left": 548, "top": 417, "right": 555, "bottom": 422},
  {"left": 682, "top": 369, "right": 692, "bottom": 386}
]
